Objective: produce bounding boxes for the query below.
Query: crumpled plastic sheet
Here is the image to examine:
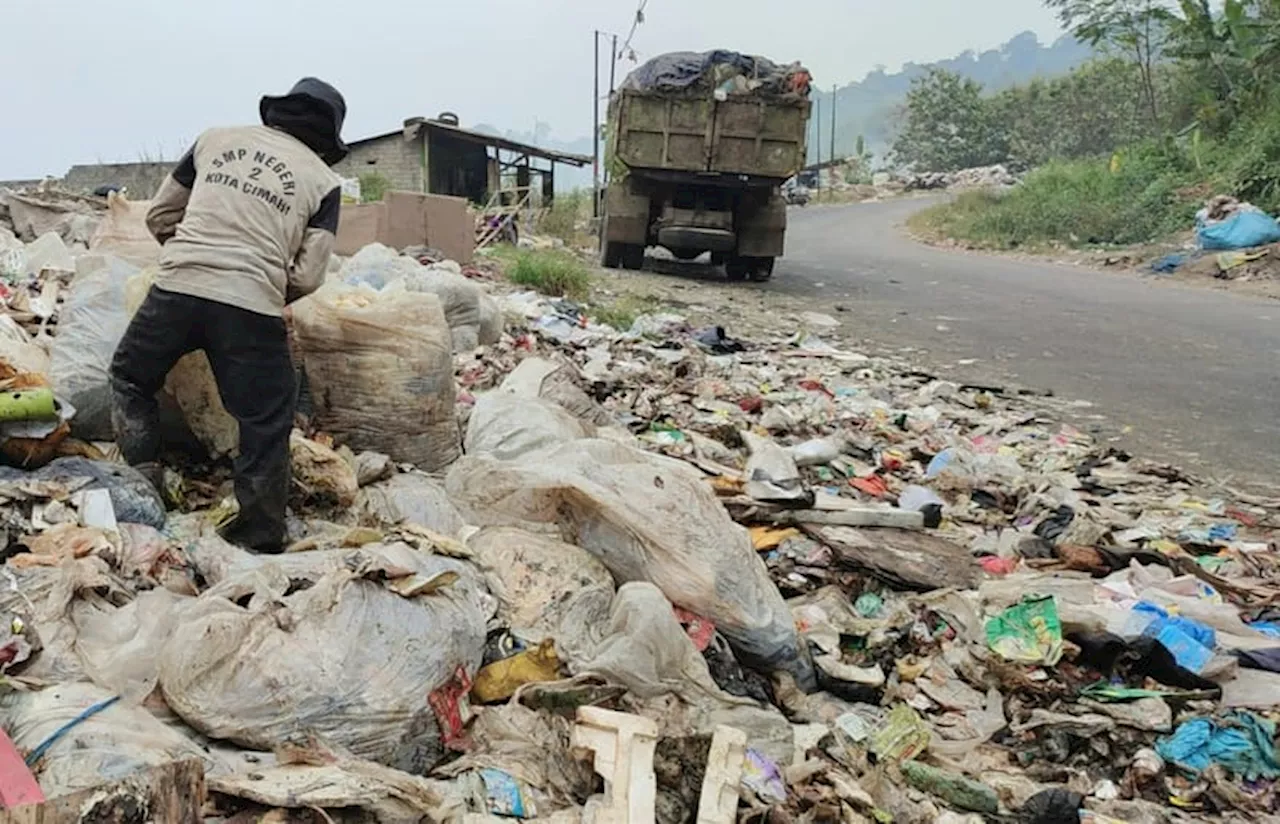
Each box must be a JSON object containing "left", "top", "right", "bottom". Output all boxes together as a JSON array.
[{"left": 1156, "top": 712, "right": 1280, "bottom": 781}]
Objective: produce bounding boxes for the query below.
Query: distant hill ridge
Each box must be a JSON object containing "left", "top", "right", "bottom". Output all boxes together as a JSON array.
[{"left": 477, "top": 30, "right": 1091, "bottom": 186}]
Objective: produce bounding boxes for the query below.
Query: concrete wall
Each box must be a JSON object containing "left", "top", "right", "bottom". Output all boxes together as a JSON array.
[
  {"left": 62, "top": 162, "right": 175, "bottom": 197},
  {"left": 333, "top": 134, "right": 424, "bottom": 194}
]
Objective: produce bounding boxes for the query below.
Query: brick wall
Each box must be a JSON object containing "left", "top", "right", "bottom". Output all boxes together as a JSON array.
[
  {"left": 63, "top": 162, "right": 176, "bottom": 197},
  {"left": 333, "top": 135, "right": 424, "bottom": 194}
]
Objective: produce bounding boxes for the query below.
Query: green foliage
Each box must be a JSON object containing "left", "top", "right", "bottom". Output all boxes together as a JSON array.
[
  {"left": 505, "top": 250, "right": 592, "bottom": 300},
  {"left": 589, "top": 294, "right": 662, "bottom": 332},
  {"left": 358, "top": 172, "right": 391, "bottom": 203},
  {"left": 891, "top": 69, "right": 1009, "bottom": 172},
  {"left": 537, "top": 190, "right": 589, "bottom": 246},
  {"left": 912, "top": 144, "right": 1203, "bottom": 249}
]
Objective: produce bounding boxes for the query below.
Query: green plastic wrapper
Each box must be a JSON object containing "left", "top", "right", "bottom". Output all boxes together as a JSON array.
[{"left": 985, "top": 595, "right": 1063, "bottom": 665}]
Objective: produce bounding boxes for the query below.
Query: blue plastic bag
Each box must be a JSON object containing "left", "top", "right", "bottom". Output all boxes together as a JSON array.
[
  {"left": 1197, "top": 210, "right": 1280, "bottom": 251},
  {"left": 1158, "top": 714, "right": 1280, "bottom": 781}
]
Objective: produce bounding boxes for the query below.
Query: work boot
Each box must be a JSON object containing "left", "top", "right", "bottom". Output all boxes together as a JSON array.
[{"left": 219, "top": 515, "right": 285, "bottom": 555}]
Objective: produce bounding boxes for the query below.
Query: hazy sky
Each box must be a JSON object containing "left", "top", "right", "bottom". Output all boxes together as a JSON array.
[{"left": 1, "top": 0, "right": 1062, "bottom": 179}]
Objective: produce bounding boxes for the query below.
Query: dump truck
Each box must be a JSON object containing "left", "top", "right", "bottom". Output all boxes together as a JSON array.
[{"left": 600, "top": 50, "right": 812, "bottom": 282}]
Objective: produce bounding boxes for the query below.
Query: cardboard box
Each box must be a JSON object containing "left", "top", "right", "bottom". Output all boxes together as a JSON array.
[{"left": 335, "top": 191, "right": 474, "bottom": 263}]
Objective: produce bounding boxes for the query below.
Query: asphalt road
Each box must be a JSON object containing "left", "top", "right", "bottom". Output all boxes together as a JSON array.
[{"left": 766, "top": 199, "right": 1280, "bottom": 488}]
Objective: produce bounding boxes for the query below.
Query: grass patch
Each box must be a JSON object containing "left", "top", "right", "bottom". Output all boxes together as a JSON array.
[
  {"left": 536, "top": 190, "right": 592, "bottom": 247},
  {"left": 589, "top": 294, "right": 663, "bottom": 332},
  {"left": 504, "top": 250, "right": 592, "bottom": 300},
  {"left": 915, "top": 101, "right": 1280, "bottom": 251}
]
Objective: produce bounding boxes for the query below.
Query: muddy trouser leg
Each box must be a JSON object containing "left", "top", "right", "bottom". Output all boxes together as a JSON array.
[
  {"left": 202, "top": 300, "right": 296, "bottom": 553},
  {"left": 109, "top": 287, "right": 199, "bottom": 465}
]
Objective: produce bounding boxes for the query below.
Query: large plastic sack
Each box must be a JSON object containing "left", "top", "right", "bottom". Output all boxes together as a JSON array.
[
  {"left": 499, "top": 357, "right": 612, "bottom": 426},
  {"left": 465, "top": 391, "right": 591, "bottom": 461},
  {"left": 340, "top": 244, "right": 490, "bottom": 352},
  {"left": 158, "top": 542, "right": 488, "bottom": 772},
  {"left": 125, "top": 268, "right": 239, "bottom": 458},
  {"left": 446, "top": 439, "right": 815, "bottom": 689},
  {"left": 357, "top": 472, "right": 467, "bottom": 536},
  {"left": 468, "top": 526, "right": 614, "bottom": 641},
  {"left": 0, "top": 557, "right": 130, "bottom": 684},
  {"left": 48, "top": 255, "right": 137, "bottom": 440},
  {"left": 293, "top": 280, "right": 460, "bottom": 472},
  {"left": 72, "top": 588, "right": 193, "bottom": 701},
  {"left": 0, "top": 681, "right": 210, "bottom": 798},
  {"left": 1197, "top": 209, "right": 1280, "bottom": 251},
  {"left": 89, "top": 193, "right": 161, "bottom": 267}
]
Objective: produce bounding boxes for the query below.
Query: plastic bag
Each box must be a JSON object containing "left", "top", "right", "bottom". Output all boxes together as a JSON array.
[
  {"left": 88, "top": 193, "right": 161, "bottom": 267},
  {"left": 0, "top": 314, "right": 50, "bottom": 377},
  {"left": 0, "top": 457, "right": 166, "bottom": 529},
  {"left": 158, "top": 542, "right": 488, "bottom": 772},
  {"left": 1197, "top": 209, "right": 1280, "bottom": 251},
  {"left": 340, "top": 244, "right": 489, "bottom": 352},
  {"left": 290, "top": 430, "right": 358, "bottom": 507},
  {"left": 498, "top": 357, "right": 612, "bottom": 426},
  {"left": 985, "top": 596, "right": 1064, "bottom": 666},
  {"left": 0, "top": 681, "right": 209, "bottom": 798},
  {"left": 465, "top": 391, "right": 591, "bottom": 462},
  {"left": 125, "top": 268, "right": 239, "bottom": 458},
  {"left": 467, "top": 526, "right": 614, "bottom": 640},
  {"left": 48, "top": 255, "right": 137, "bottom": 440},
  {"left": 446, "top": 439, "right": 814, "bottom": 689},
  {"left": 24, "top": 232, "right": 75, "bottom": 277},
  {"left": 357, "top": 472, "right": 466, "bottom": 536},
  {"left": 293, "top": 280, "right": 460, "bottom": 471}
]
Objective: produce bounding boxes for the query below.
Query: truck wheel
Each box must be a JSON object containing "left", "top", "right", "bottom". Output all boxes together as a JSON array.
[
  {"left": 620, "top": 244, "right": 645, "bottom": 271},
  {"left": 710, "top": 252, "right": 728, "bottom": 266},
  {"left": 600, "top": 241, "right": 625, "bottom": 269},
  {"left": 724, "top": 259, "right": 749, "bottom": 281},
  {"left": 749, "top": 257, "right": 775, "bottom": 282}
]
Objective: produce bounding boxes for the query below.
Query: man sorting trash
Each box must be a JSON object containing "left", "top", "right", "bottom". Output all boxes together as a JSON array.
[{"left": 109, "top": 77, "right": 348, "bottom": 554}]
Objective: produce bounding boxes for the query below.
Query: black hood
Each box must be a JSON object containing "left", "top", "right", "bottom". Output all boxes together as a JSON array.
[{"left": 260, "top": 77, "right": 349, "bottom": 166}]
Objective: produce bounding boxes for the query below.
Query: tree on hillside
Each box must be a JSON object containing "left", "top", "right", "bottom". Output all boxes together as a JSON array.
[
  {"left": 890, "top": 69, "right": 1008, "bottom": 172},
  {"left": 1045, "top": 0, "right": 1174, "bottom": 124}
]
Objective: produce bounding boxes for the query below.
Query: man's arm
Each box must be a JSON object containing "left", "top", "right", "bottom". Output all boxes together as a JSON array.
[
  {"left": 145, "top": 143, "right": 198, "bottom": 245},
  {"left": 287, "top": 186, "right": 341, "bottom": 303}
]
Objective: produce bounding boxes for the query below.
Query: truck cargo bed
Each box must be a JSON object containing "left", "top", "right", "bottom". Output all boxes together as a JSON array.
[{"left": 611, "top": 90, "right": 809, "bottom": 180}]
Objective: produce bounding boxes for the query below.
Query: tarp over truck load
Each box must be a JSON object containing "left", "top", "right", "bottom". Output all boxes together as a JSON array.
[{"left": 620, "top": 50, "right": 812, "bottom": 99}]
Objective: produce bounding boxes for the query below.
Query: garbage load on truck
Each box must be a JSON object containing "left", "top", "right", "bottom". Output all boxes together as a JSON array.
[{"left": 601, "top": 50, "right": 812, "bottom": 282}]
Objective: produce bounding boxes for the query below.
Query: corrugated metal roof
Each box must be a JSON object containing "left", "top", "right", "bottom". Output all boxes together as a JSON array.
[{"left": 348, "top": 119, "right": 590, "bottom": 167}]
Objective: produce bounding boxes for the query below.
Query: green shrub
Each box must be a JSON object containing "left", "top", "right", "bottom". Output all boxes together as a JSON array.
[
  {"left": 537, "top": 190, "right": 589, "bottom": 246},
  {"left": 358, "top": 172, "right": 391, "bottom": 203},
  {"left": 506, "top": 250, "right": 592, "bottom": 300}
]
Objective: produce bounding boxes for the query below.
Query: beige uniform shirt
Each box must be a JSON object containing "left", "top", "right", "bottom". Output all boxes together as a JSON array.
[{"left": 146, "top": 125, "right": 340, "bottom": 317}]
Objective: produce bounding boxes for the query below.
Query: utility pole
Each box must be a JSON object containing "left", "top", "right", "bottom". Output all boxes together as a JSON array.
[
  {"left": 604, "top": 34, "right": 618, "bottom": 190},
  {"left": 814, "top": 97, "right": 822, "bottom": 190},
  {"left": 830, "top": 84, "right": 837, "bottom": 183},
  {"left": 593, "top": 30, "right": 601, "bottom": 218}
]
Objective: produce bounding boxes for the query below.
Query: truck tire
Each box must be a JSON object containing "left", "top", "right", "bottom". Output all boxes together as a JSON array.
[
  {"left": 600, "top": 241, "right": 625, "bottom": 269},
  {"left": 749, "top": 257, "right": 775, "bottom": 282},
  {"left": 724, "top": 258, "right": 749, "bottom": 281},
  {"left": 620, "top": 244, "right": 645, "bottom": 271}
]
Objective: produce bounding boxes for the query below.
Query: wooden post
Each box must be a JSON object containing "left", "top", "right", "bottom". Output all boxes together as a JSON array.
[{"left": 0, "top": 759, "right": 205, "bottom": 824}]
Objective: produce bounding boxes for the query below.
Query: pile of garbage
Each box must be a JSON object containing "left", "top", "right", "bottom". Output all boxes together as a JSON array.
[
  {"left": 620, "top": 50, "right": 812, "bottom": 100},
  {"left": 0, "top": 208, "right": 1277, "bottom": 823},
  {"left": 903, "top": 165, "right": 1019, "bottom": 192}
]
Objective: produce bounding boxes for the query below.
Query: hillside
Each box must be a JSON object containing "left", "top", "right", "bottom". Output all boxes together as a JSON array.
[
  {"left": 475, "top": 30, "right": 1092, "bottom": 188},
  {"left": 810, "top": 31, "right": 1091, "bottom": 164}
]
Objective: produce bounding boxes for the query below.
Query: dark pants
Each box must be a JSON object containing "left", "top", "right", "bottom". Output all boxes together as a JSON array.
[{"left": 110, "top": 286, "right": 295, "bottom": 552}]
